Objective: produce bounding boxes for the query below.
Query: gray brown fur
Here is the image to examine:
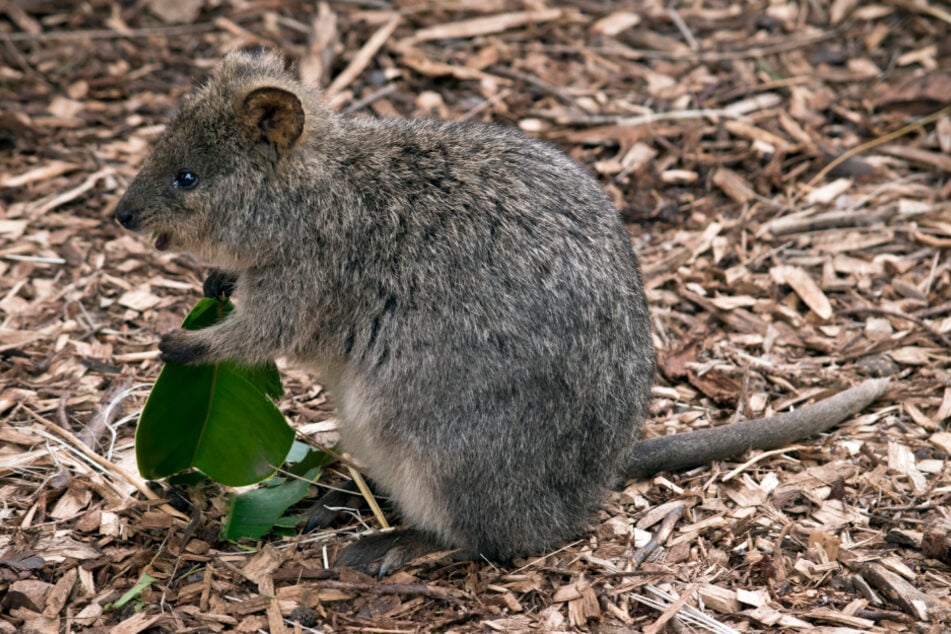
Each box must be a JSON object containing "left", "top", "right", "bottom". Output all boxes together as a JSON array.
[
  {"left": 116, "top": 51, "right": 888, "bottom": 569},
  {"left": 116, "top": 51, "right": 655, "bottom": 563}
]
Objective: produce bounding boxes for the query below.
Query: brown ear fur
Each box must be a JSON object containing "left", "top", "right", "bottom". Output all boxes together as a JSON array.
[{"left": 240, "top": 87, "right": 304, "bottom": 155}]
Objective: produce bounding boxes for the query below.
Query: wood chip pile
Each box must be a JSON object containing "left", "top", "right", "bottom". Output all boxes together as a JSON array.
[{"left": 1, "top": 1, "right": 949, "bottom": 632}]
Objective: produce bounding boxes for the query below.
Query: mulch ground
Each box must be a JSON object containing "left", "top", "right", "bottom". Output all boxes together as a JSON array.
[{"left": 1, "top": 1, "right": 950, "bottom": 632}]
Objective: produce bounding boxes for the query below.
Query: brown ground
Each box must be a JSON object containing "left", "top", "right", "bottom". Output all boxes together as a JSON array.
[{"left": 1, "top": 1, "right": 950, "bottom": 632}]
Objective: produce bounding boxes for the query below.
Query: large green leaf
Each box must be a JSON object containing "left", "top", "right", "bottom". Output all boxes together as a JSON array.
[{"left": 136, "top": 298, "right": 294, "bottom": 487}]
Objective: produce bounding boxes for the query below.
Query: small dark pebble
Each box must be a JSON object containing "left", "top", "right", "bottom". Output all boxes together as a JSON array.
[
  {"left": 289, "top": 606, "right": 318, "bottom": 627},
  {"left": 922, "top": 531, "right": 950, "bottom": 565},
  {"left": 855, "top": 354, "right": 900, "bottom": 377},
  {"left": 884, "top": 529, "right": 921, "bottom": 548}
]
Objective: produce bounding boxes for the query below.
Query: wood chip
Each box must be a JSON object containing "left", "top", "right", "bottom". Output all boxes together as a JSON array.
[
  {"left": 1, "top": 160, "right": 80, "bottom": 188},
  {"left": 770, "top": 265, "right": 834, "bottom": 320},
  {"left": 712, "top": 167, "right": 756, "bottom": 203},
  {"left": 117, "top": 288, "right": 161, "bottom": 312},
  {"left": 697, "top": 584, "right": 739, "bottom": 613},
  {"left": 591, "top": 12, "right": 641, "bottom": 36},
  {"left": 403, "top": 9, "right": 564, "bottom": 44},
  {"left": 806, "top": 178, "right": 853, "bottom": 204},
  {"left": 930, "top": 431, "right": 951, "bottom": 454},
  {"left": 862, "top": 563, "right": 936, "bottom": 621}
]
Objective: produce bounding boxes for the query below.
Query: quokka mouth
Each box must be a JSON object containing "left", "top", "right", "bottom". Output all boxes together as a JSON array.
[{"left": 153, "top": 232, "right": 172, "bottom": 251}]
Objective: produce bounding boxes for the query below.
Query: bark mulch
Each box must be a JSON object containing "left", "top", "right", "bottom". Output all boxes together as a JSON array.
[{"left": 1, "top": 1, "right": 949, "bottom": 632}]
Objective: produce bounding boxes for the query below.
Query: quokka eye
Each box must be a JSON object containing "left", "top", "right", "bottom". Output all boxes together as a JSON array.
[{"left": 172, "top": 169, "right": 199, "bottom": 189}]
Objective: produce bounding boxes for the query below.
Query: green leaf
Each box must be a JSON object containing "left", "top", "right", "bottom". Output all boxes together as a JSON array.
[
  {"left": 176, "top": 298, "right": 282, "bottom": 398},
  {"left": 237, "top": 362, "right": 284, "bottom": 400},
  {"left": 106, "top": 573, "right": 156, "bottom": 610},
  {"left": 179, "top": 296, "right": 230, "bottom": 330},
  {"left": 285, "top": 441, "right": 334, "bottom": 474},
  {"left": 136, "top": 298, "right": 293, "bottom": 487},
  {"left": 167, "top": 471, "right": 209, "bottom": 487},
  {"left": 221, "top": 444, "right": 332, "bottom": 540},
  {"left": 285, "top": 440, "right": 312, "bottom": 464}
]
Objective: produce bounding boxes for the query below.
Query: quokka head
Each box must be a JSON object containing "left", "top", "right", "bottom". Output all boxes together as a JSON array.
[{"left": 114, "top": 49, "right": 329, "bottom": 269}]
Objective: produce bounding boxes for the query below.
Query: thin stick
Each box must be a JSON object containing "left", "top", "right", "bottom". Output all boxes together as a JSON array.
[
  {"left": 347, "top": 464, "right": 389, "bottom": 529},
  {"left": 633, "top": 585, "right": 740, "bottom": 634},
  {"left": 489, "top": 66, "right": 591, "bottom": 113},
  {"left": 0, "top": 23, "right": 216, "bottom": 42},
  {"left": 720, "top": 445, "right": 806, "bottom": 482},
  {"left": 551, "top": 108, "right": 752, "bottom": 127},
  {"left": 667, "top": 8, "right": 699, "bottom": 51},
  {"left": 808, "top": 105, "right": 951, "bottom": 186},
  {"left": 511, "top": 540, "right": 584, "bottom": 573},
  {"left": 643, "top": 582, "right": 699, "bottom": 634},
  {"left": 631, "top": 503, "right": 685, "bottom": 568},
  {"left": 325, "top": 14, "right": 401, "bottom": 98},
  {"left": 515, "top": 30, "right": 841, "bottom": 62},
  {"left": 771, "top": 522, "right": 793, "bottom": 583},
  {"left": 309, "top": 579, "right": 464, "bottom": 603},
  {"left": 342, "top": 84, "right": 397, "bottom": 114},
  {"left": 24, "top": 406, "right": 190, "bottom": 521},
  {"left": 885, "top": 0, "right": 951, "bottom": 25},
  {"left": 840, "top": 307, "right": 951, "bottom": 350}
]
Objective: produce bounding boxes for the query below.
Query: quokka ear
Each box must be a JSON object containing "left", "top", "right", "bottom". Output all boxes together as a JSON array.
[{"left": 239, "top": 86, "right": 304, "bottom": 157}]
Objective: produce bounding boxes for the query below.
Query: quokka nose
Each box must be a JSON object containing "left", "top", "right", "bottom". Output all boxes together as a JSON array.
[{"left": 114, "top": 202, "right": 138, "bottom": 229}]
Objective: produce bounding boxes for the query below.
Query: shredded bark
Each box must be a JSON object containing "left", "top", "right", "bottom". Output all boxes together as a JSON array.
[{"left": 1, "top": 1, "right": 949, "bottom": 632}]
